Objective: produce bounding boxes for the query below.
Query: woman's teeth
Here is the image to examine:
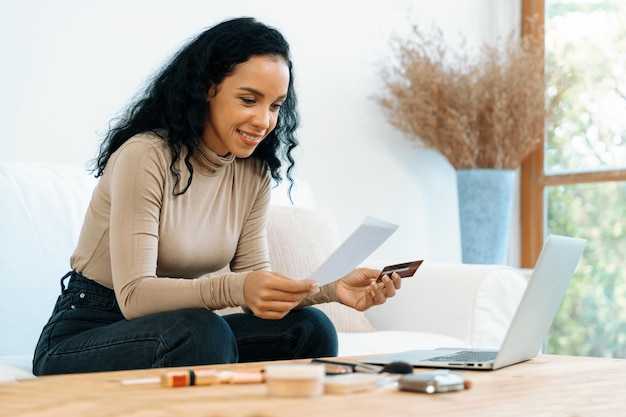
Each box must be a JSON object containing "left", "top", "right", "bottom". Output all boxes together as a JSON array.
[{"left": 239, "top": 130, "right": 260, "bottom": 142}]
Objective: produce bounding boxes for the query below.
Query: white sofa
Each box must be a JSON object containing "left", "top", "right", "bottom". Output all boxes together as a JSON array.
[{"left": 0, "top": 162, "right": 527, "bottom": 382}]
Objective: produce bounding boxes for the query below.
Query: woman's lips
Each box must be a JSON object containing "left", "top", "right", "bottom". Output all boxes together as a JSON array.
[{"left": 238, "top": 130, "right": 262, "bottom": 146}]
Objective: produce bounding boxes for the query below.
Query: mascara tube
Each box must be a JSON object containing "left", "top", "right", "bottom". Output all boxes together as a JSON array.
[
  {"left": 161, "top": 369, "right": 265, "bottom": 387},
  {"left": 161, "top": 369, "right": 218, "bottom": 387}
]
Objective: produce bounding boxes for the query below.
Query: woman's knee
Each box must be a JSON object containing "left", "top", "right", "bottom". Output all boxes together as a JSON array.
[
  {"left": 292, "top": 307, "right": 339, "bottom": 357},
  {"left": 297, "top": 307, "right": 337, "bottom": 334},
  {"left": 153, "top": 308, "right": 239, "bottom": 367}
]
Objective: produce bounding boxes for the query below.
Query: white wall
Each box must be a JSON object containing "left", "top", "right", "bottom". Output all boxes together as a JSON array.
[{"left": 0, "top": 0, "right": 521, "bottom": 266}]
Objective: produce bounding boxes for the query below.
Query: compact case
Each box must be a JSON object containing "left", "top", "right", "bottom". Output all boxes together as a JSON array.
[{"left": 264, "top": 364, "right": 326, "bottom": 398}]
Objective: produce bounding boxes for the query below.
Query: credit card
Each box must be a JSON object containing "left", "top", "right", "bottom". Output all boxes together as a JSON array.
[{"left": 376, "top": 260, "right": 423, "bottom": 282}]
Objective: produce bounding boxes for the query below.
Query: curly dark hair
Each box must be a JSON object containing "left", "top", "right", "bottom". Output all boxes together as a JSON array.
[{"left": 91, "top": 17, "right": 300, "bottom": 195}]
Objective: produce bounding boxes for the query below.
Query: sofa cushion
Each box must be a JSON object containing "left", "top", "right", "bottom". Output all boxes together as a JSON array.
[
  {"left": 337, "top": 330, "right": 467, "bottom": 357},
  {"left": 0, "top": 355, "right": 35, "bottom": 382},
  {"left": 0, "top": 362, "right": 36, "bottom": 383},
  {"left": 266, "top": 205, "right": 376, "bottom": 332},
  {"left": 364, "top": 262, "right": 527, "bottom": 348},
  {"left": 0, "top": 162, "right": 97, "bottom": 356}
]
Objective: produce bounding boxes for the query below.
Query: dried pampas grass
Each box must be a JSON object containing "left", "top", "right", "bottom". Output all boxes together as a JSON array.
[{"left": 377, "top": 20, "right": 565, "bottom": 169}]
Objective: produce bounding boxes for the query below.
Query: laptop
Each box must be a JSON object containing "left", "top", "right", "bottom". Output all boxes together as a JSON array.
[{"left": 361, "top": 234, "right": 586, "bottom": 371}]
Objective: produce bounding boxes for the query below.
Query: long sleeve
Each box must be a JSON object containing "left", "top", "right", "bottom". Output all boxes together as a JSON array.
[{"left": 297, "top": 281, "right": 340, "bottom": 307}]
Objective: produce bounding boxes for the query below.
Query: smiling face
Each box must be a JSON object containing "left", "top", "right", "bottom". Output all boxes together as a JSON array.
[{"left": 203, "top": 55, "right": 290, "bottom": 157}]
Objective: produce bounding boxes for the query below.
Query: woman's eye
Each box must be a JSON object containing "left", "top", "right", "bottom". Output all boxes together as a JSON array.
[
  {"left": 241, "top": 97, "right": 256, "bottom": 105},
  {"left": 271, "top": 102, "right": 283, "bottom": 111}
]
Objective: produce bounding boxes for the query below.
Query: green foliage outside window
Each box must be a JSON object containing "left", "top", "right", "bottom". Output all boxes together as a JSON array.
[{"left": 547, "top": 183, "right": 626, "bottom": 357}]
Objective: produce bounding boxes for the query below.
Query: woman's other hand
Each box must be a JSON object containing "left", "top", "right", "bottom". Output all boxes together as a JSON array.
[
  {"left": 243, "top": 271, "right": 319, "bottom": 319},
  {"left": 336, "top": 267, "right": 401, "bottom": 311}
]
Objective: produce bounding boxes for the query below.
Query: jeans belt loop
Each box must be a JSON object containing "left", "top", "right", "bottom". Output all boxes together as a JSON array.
[{"left": 60, "top": 271, "right": 73, "bottom": 294}]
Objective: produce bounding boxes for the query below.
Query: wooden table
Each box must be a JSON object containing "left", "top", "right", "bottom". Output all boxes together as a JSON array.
[{"left": 1, "top": 354, "right": 625, "bottom": 417}]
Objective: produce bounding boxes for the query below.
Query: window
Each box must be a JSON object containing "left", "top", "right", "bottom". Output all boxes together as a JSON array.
[{"left": 521, "top": 0, "right": 626, "bottom": 358}]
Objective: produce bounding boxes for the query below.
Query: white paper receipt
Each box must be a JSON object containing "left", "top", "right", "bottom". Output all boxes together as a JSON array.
[{"left": 308, "top": 216, "right": 399, "bottom": 286}]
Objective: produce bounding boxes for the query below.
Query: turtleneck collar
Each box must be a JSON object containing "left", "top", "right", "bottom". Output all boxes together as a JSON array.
[{"left": 193, "top": 140, "right": 236, "bottom": 176}]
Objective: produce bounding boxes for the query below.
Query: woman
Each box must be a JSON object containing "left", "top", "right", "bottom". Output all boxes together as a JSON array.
[{"left": 33, "top": 17, "right": 401, "bottom": 375}]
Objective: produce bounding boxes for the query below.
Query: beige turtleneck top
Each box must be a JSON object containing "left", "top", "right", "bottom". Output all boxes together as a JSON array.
[{"left": 70, "top": 132, "right": 279, "bottom": 319}]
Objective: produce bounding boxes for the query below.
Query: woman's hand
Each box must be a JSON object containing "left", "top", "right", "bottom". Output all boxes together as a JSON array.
[
  {"left": 336, "top": 267, "right": 402, "bottom": 311},
  {"left": 243, "top": 271, "right": 319, "bottom": 319}
]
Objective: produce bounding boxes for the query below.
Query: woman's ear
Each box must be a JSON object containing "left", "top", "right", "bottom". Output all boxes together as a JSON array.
[{"left": 206, "top": 85, "right": 216, "bottom": 103}]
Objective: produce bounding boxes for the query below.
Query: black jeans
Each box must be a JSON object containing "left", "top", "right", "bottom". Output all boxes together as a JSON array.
[{"left": 33, "top": 271, "right": 338, "bottom": 375}]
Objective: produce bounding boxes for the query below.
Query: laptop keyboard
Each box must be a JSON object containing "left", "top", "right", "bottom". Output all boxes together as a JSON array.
[{"left": 429, "top": 350, "right": 498, "bottom": 363}]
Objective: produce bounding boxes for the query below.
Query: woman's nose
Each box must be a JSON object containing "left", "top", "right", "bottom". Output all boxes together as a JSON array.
[{"left": 251, "top": 108, "right": 271, "bottom": 130}]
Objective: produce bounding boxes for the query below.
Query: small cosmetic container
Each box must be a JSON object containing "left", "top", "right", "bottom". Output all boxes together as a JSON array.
[{"left": 264, "top": 364, "right": 325, "bottom": 398}]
